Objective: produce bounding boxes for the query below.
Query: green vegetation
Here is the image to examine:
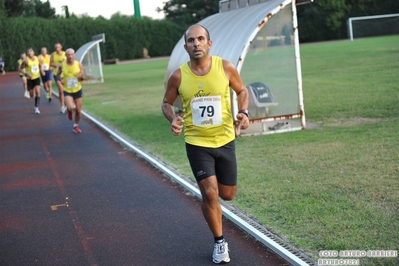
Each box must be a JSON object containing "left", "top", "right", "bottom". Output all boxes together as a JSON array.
[
  {"left": 0, "top": 17, "right": 183, "bottom": 72},
  {"left": 82, "top": 36, "right": 399, "bottom": 265}
]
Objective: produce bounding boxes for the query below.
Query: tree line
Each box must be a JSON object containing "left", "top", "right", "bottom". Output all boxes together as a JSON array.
[
  {"left": 0, "top": 0, "right": 184, "bottom": 72},
  {"left": 157, "top": 0, "right": 398, "bottom": 42},
  {"left": 0, "top": 0, "right": 398, "bottom": 71}
]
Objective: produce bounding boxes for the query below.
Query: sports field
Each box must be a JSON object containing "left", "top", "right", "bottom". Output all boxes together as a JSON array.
[{"left": 82, "top": 35, "right": 399, "bottom": 265}]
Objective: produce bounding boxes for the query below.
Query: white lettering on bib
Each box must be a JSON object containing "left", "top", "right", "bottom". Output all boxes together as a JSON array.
[
  {"left": 190, "top": 96, "right": 222, "bottom": 126},
  {"left": 31, "top": 65, "right": 39, "bottom": 74},
  {"left": 42, "top": 63, "right": 49, "bottom": 71},
  {"left": 67, "top": 77, "right": 78, "bottom": 88}
]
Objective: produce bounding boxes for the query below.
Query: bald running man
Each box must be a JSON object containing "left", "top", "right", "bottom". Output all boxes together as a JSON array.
[
  {"left": 57, "top": 48, "right": 85, "bottom": 133},
  {"left": 162, "top": 24, "right": 249, "bottom": 264}
]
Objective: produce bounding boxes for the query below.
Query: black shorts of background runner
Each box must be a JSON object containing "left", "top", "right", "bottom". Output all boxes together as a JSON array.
[
  {"left": 27, "top": 78, "right": 41, "bottom": 90},
  {"left": 185, "top": 141, "right": 237, "bottom": 186},
  {"left": 63, "top": 89, "right": 83, "bottom": 99}
]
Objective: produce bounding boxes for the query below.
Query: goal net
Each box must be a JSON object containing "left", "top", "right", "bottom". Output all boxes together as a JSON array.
[{"left": 348, "top": 13, "right": 399, "bottom": 41}]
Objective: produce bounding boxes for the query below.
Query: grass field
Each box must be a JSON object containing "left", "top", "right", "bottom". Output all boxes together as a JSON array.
[{"left": 82, "top": 36, "right": 399, "bottom": 265}]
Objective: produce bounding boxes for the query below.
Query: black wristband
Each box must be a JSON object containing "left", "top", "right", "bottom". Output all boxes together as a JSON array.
[{"left": 238, "top": 109, "right": 249, "bottom": 118}]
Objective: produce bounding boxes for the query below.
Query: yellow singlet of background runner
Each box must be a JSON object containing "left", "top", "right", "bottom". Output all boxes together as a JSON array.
[
  {"left": 179, "top": 56, "right": 234, "bottom": 148},
  {"left": 52, "top": 51, "right": 66, "bottom": 77},
  {"left": 62, "top": 60, "right": 82, "bottom": 93},
  {"left": 26, "top": 56, "right": 40, "bottom": 80},
  {"left": 18, "top": 59, "right": 25, "bottom": 76},
  {"left": 40, "top": 54, "right": 51, "bottom": 71}
]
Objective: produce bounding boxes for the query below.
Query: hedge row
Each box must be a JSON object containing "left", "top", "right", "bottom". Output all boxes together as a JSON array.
[{"left": 0, "top": 16, "right": 184, "bottom": 71}]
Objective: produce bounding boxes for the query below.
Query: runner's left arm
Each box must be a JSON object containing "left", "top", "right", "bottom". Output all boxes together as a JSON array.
[
  {"left": 78, "top": 62, "right": 85, "bottom": 81},
  {"left": 222, "top": 60, "right": 249, "bottom": 129}
]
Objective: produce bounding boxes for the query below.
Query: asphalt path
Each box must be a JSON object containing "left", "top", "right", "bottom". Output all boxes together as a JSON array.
[{"left": 0, "top": 73, "right": 290, "bottom": 266}]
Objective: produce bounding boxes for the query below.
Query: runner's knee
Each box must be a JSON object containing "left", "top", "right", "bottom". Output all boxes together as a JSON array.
[{"left": 218, "top": 185, "right": 236, "bottom": 201}]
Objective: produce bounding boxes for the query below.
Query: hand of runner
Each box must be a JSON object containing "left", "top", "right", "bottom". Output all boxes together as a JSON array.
[
  {"left": 171, "top": 116, "right": 184, "bottom": 136},
  {"left": 236, "top": 113, "right": 249, "bottom": 130}
]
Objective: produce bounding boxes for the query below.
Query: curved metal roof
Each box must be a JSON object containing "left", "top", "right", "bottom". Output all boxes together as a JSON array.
[
  {"left": 164, "top": 0, "right": 292, "bottom": 83},
  {"left": 75, "top": 39, "right": 104, "bottom": 63}
]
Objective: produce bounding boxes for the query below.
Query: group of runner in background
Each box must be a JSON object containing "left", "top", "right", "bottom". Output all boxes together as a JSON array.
[{"left": 16, "top": 43, "right": 85, "bottom": 133}]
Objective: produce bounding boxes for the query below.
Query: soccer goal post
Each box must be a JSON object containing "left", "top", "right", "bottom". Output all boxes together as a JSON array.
[{"left": 348, "top": 13, "right": 399, "bottom": 41}]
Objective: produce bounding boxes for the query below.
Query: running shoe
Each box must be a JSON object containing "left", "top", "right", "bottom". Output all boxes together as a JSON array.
[
  {"left": 73, "top": 125, "right": 82, "bottom": 133},
  {"left": 34, "top": 107, "right": 40, "bottom": 114},
  {"left": 68, "top": 110, "right": 73, "bottom": 121},
  {"left": 60, "top": 105, "right": 67, "bottom": 113},
  {"left": 24, "top": 91, "right": 30, "bottom": 98},
  {"left": 46, "top": 92, "right": 51, "bottom": 100},
  {"left": 212, "top": 240, "right": 230, "bottom": 264}
]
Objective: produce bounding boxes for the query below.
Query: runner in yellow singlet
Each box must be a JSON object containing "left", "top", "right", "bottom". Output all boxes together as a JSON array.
[
  {"left": 19, "top": 48, "right": 44, "bottom": 114},
  {"left": 50, "top": 42, "right": 67, "bottom": 113},
  {"left": 162, "top": 24, "right": 249, "bottom": 264},
  {"left": 38, "top": 47, "right": 53, "bottom": 102},
  {"left": 57, "top": 48, "right": 85, "bottom": 133},
  {"left": 17, "top": 52, "right": 29, "bottom": 98}
]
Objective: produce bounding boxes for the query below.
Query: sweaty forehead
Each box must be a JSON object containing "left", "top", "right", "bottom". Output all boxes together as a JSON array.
[{"left": 186, "top": 27, "right": 207, "bottom": 39}]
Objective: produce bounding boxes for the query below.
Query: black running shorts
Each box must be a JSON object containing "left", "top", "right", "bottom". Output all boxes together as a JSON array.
[
  {"left": 64, "top": 89, "right": 83, "bottom": 99},
  {"left": 185, "top": 140, "right": 237, "bottom": 186},
  {"left": 27, "top": 78, "right": 41, "bottom": 90}
]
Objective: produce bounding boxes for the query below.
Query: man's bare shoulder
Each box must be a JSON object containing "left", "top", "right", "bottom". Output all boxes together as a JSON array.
[
  {"left": 169, "top": 68, "right": 182, "bottom": 81},
  {"left": 222, "top": 59, "right": 235, "bottom": 70},
  {"left": 221, "top": 59, "right": 238, "bottom": 80}
]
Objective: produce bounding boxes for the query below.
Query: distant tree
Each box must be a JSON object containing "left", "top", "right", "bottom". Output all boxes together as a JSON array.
[
  {"left": 110, "top": 12, "right": 130, "bottom": 20},
  {"left": 156, "top": 0, "right": 219, "bottom": 28},
  {"left": 0, "top": 0, "right": 4, "bottom": 57},
  {"left": 297, "top": 0, "right": 399, "bottom": 42},
  {"left": 297, "top": 0, "right": 372, "bottom": 42},
  {"left": 4, "top": 0, "right": 24, "bottom": 17},
  {"left": 3, "top": 0, "right": 55, "bottom": 18},
  {"left": 34, "top": 0, "right": 56, "bottom": 18},
  {"left": 0, "top": 0, "right": 6, "bottom": 18},
  {"left": 350, "top": 0, "right": 399, "bottom": 17},
  {"left": 62, "top": 5, "right": 69, "bottom": 18},
  {"left": 317, "top": 0, "right": 370, "bottom": 31}
]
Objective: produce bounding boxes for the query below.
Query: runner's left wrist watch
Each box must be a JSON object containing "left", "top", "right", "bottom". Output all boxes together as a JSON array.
[{"left": 238, "top": 109, "right": 249, "bottom": 118}]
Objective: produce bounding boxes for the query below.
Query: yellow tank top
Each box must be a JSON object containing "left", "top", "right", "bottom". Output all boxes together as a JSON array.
[
  {"left": 40, "top": 54, "right": 51, "bottom": 71},
  {"left": 179, "top": 56, "right": 234, "bottom": 148},
  {"left": 52, "top": 51, "right": 66, "bottom": 76},
  {"left": 26, "top": 56, "right": 40, "bottom": 80},
  {"left": 62, "top": 60, "right": 82, "bottom": 93},
  {"left": 18, "top": 59, "right": 25, "bottom": 76}
]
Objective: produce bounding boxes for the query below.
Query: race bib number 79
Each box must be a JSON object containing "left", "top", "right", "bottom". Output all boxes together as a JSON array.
[{"left": 190, "top": 96, "right": 222, "bottom": 126}]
